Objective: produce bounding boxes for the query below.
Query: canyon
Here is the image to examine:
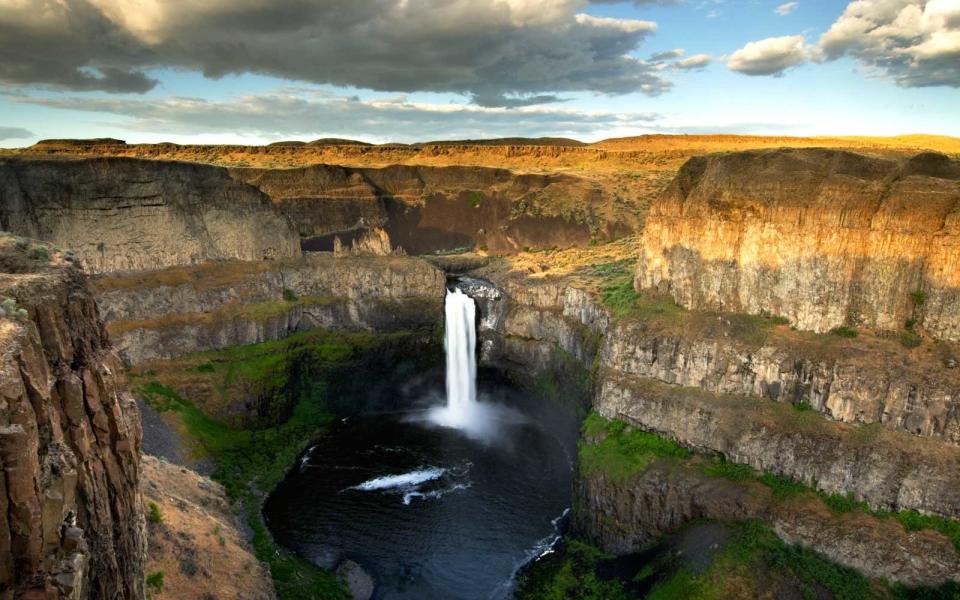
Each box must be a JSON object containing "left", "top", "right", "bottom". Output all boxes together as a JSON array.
[{"left": 2, "top": 136, "right": 959, "bottom": 599}]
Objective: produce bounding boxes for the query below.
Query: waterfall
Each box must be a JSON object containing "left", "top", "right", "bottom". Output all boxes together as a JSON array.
[{"left": 443, "top": 287, "right": 477, "bottom": 426}]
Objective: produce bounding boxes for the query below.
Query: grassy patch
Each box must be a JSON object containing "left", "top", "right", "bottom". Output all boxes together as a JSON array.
[
  {"left": 830, "top": 326, "right": 858, "bottom": 338},
  {"left": 579, "top": 414, "right": 690, "bottom": 482},
  {"left": 515, "top": 540, "right": 631, "bottom": 600}
]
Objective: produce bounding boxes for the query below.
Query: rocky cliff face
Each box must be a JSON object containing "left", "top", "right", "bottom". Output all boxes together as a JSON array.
[
  {"left": 230, "top": 164, "right": 616, "bottom": 254},
  {"left": 637, "top": 149, "right": 960, "bottom": 340},
  {"left": 92, "top": 254, "right": 445, "bottom": 364},
  {"left": 0, "top": 158, "right": 301, "bottom": 274},
  {"left": 0, "top": 237, "right": 145, "bottom": 598},
  {"left": 470, "top": 255, "right": 960, "bottom": 583}
]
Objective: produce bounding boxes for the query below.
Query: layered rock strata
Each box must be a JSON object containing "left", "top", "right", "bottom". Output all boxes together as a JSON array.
[
  {"left": 471, "top": 262, "right": 960, "bottom": 583},
  {"left": 0, "top": 239, "right": 145, "bottom": 598},
  {"left": 637, "top": 149, "right": 960, "bottom": 340},
  {"left": 92, "top": 253, "right": 445, "bottom": 364},
  {"left": 0, "top": 157, "right": 301, "bottom": 274},
  {"left": 576, "top": 458, "right": 960, "bottom": 586},
  {"left": 230, "top": 164, "right": 613, "bottom": 253}
]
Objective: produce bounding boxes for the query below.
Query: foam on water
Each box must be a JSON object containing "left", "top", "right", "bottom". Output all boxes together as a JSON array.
[{"left": 349, "top": 467, "right": 447, "bottom": 492}]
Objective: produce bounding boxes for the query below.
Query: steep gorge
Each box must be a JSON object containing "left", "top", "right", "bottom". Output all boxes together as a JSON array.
[{"left": 3, "top": 145, "right": 960, "bottom": 597}]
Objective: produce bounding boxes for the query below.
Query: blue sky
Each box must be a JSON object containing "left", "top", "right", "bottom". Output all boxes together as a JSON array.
[{"left": 0, "top": 0, "right": 957, "bottom": 146}]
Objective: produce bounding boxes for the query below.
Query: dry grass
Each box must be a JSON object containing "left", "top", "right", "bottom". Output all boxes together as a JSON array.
[
  {"left": 141, "top": 455, "right": 274, "bottom": 600},
  {"left": 10, "top": 134, "right": 958, "bottom": 176}
]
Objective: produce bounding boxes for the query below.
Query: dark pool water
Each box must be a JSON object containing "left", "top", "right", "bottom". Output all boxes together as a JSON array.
[{"left": 264, "top": 378, "right": 576, "bottom": 599}]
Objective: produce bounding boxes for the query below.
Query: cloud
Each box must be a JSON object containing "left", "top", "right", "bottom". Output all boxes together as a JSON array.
[
  {"left": 650, "top": 49, "right": 686, "bottom": 61},
  {"left": 820, "top": 0, "right": 960, "bottom": 88},
  {"left": 674, "top": 54, "right": 712, "bottom": 69},
  {"left": 0, "top": 126, "right": 33, "bottom": 141},
  {"left": 0, "top": 0, "right": 676, "bottom": 105},
  {"left": 775, "top": 2, "right": 799, "bottom": 16},
  {"left": 730, "top": 1, "right": 960, "bottom": 87},
  {"left": 8, "top": 89, "right": 660, "bottom": 142},
  {"left": 727, "top": 35, "right": 813, "bottom": 75}
]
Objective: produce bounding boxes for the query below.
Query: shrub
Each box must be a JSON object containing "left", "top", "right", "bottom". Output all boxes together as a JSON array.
[
  {"left": 147, "top": 501, "right": 163, "bottom": 524},
  {"left": 905, "top": 318, "right": 916, "bottom": 330},
  {"left": 469, "top": 191, "right": 483, "bottom": 208},
  {"left": 900, "top": 330, "right": 922, "bottom": 349},
  {"left": 910, "top": 290, "right": 927, "bottom": 307},
  {"left": 26, "top": 245, "right": 50, "bottom": 262},
  {"left": 14, "top": 238, "right": 29, "bottom": 251},
  {"left": 146, "top": 571, "right": 164, "bottom": 594},
  {"left": 830, "top": 326, "right": 858, "bottom": 338},
  {"left": 821, "top": 491, "right": 869, "bottom": 513},
  {"left": 282, "top": 287, "right": 298, "bottom": 302}
]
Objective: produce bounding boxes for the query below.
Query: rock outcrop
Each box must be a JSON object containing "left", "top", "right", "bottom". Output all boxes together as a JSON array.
[
  {"left": 0, "top": 236, "right": 145, "bottom": 598},
  {"left": 576, "top": 459, "right": 960, "bottom": 587},
  {"left": 0, "top": 157, "right": 301, "bottom": 274},
  {"left": 91, "top": 254, "right": 445, "bottom": 364},
  {"left": 637, "top": 149, "right": 960, "bottom": 340}
]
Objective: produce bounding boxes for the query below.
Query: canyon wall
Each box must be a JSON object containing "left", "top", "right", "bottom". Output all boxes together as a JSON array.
[
  {"left": 637, "top": 149, "right": 960, "bottom": 340},
  {"left": 92, "top": 254, "right": 445, "bottom": 364},
  {"left": 230, "top": 164, "right": 619, "bottom": 254},
  {"left": 0, "top": 157, "right": 301, "bottom": 274},
  {"left": 0, "top": 238, "right": 145, "bottom": 598},
  {"left": 470, "top": 260, "right": 960, "bottom": 583}
]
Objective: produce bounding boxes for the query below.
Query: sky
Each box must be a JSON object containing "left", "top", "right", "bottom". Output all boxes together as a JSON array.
[{"left": 0, "top": 0, "right": 958, "bottom": 146}]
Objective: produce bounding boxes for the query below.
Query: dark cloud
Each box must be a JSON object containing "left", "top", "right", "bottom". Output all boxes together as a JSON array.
[
  {"left": 0, "top": 126, "right": 33, "bottom": 140},
  {"left": 10, "top": 89, "right": 660, "bottom": 141},
  {"left": 0, "top": 0, "right": 674, "bottom": 104}
]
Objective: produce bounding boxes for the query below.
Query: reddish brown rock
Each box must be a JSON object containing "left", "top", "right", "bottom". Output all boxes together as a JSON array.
[{"left": 0, "top": 237, "right": 145, "bottom": 599}]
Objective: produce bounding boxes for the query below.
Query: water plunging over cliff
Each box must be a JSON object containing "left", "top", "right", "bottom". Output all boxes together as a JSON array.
[
  {"left": 443, "top": 287, "right": 477, "bottom": 426},
  {"left": 426, "top": 286, "right": 519, "bottom": 439}
]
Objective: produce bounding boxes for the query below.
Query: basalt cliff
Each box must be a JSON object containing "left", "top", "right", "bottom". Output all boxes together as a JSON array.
[
  {"left": 0, "top": 239, "right": 145, "bottom": 599},
  {"left": 637, "top": 149, "right": 960, "bottom": 340}
]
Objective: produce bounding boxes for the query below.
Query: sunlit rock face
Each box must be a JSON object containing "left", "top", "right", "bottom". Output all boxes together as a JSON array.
[{"left": 637, "top": 149, "right": 960, "bottom": 340}]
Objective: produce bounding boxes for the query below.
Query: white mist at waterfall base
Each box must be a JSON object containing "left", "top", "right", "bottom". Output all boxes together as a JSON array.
[{"left": 423, "top": 287, "right": 527, "bottom": 442}]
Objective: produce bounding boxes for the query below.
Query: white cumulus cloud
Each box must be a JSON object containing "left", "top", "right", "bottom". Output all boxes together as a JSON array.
[{"left": 727, "top": 35, "right": 813, "bottom": 76}]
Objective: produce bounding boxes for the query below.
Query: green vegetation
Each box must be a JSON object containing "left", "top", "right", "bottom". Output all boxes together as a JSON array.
[
  {"left": 910, "top": 290, "right": 927, "bottom": 307},
  {"left": 469, "top": 190, "right": 483, "bottom": 208},
  {"left": 579, "top": 413, "right": 690, "bottom": 482},
  {"left": 594, "top": 261, "right": 683, "bottom": 323},
  {"left": 700, "top": 458, "right": 753, "bottom": 482},
  {"left": 146, "top": 571, "right": 164, "bottom": 595},
  {"left": 582, "top": 414, "right": 960, "bottom": 554},
  {"left": 830, "top": 326, "right": 858, "bottom": 338},
  {"left": 26, "top": 244, "right": 50, "bottom": 262},
  {"left": 515, "top": 540, "right": 630, "bottom": 600},
  {"left": 283, "top": 287, "right": 298, "bottom": 302},
  {"left": 900, "top": 329, "right": 922, "bottom": 348},
  {"left": 135, "top": 329, "right": 440, "bottom": 599},
  {"left": 147, "top": 501, "right": 163, "bottom": 524},
  {"left": 629, "top": 521, "right": 880, "bottom": 599},
  {"left": 757, "top": 472, "right": 808, "bottom": 499}
]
